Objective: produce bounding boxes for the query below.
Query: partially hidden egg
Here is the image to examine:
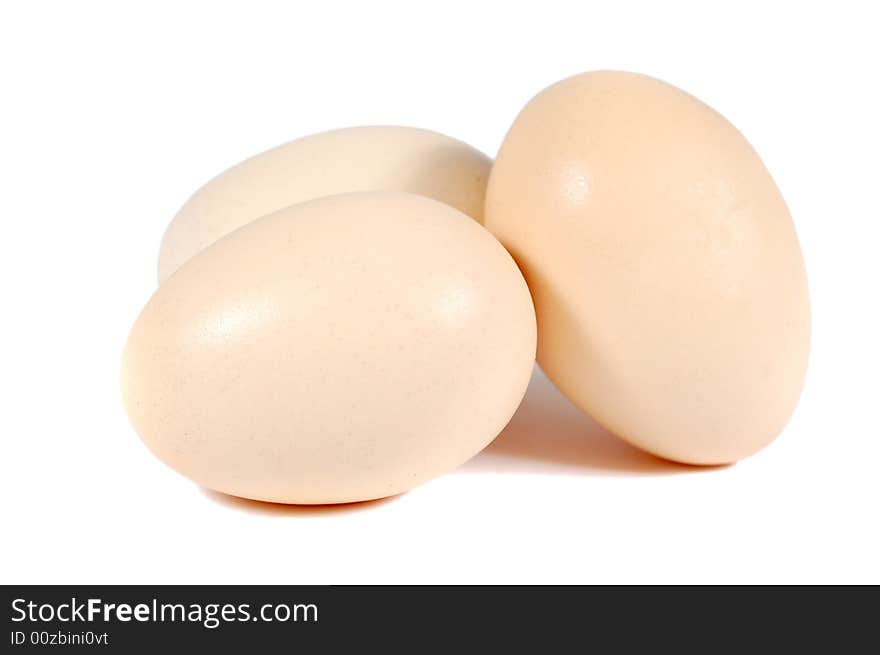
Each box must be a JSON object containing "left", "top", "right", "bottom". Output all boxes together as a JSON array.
[
  {"left": 123, "top": 192, "right": 536, "bottom": 504},
  {"left": 157, "top": 126, "right": 491, "bottom": 283},
  {"left": 484, "top": 71, "right": 810, "bottom": 465}
]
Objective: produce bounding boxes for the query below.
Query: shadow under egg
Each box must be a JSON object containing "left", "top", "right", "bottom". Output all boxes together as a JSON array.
[
  {"left": 461, "top": 366, "right": 727, "bottom": 477},
  {"left": 200, "top": 487, "right": 402, "bottom": 516}
]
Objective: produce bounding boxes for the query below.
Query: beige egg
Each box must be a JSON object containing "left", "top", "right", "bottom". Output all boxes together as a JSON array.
[
  {"left": 157, "top": 126, "right": 491, "bottom": 283},
  {"left": 123, "top": 192, "right": 536, "bottom": 504},
  {"left": 485, "top": 71, "right": 810, "bottom": 465}
]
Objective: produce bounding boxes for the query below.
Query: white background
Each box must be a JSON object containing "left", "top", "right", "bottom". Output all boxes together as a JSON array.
[{"left": 2, "top": 1, "right": 878, "bottom": 584}]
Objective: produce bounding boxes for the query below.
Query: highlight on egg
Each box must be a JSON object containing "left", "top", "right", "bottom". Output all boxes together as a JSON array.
[
  {"left": 157, "top": 126, "right": 492, "bottom": 283},
  {"left": 484, "top": 70, "right": 810, "bottom": 465},
  {"left": 123, "top": 192, "right": 537, "bottom": 504}
]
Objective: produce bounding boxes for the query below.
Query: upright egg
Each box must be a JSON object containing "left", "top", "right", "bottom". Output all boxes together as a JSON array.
[
  {"left": 158, "top": 126, "right": 491, "bottom": 283},
  {"left": 484, "top": 71, "right": 810, "bottom": 465},
  {"left": 123, "top": 192, "right": 536, "bottom": 504}
]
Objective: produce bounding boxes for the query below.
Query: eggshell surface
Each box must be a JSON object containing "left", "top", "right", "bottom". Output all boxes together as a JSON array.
[
  {"left": 157, "top": 126, "right": 491, "bottom": 283},
  {"left": 123, "top": 192, "right": 536, "bottom": 504},
  {"left": 484, "top": 71, "right": 810, "bottom": 465}
]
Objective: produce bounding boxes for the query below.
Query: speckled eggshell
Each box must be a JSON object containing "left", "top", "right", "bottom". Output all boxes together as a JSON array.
[
  {"left": 157, "top": 126, "right": 491, "bottom": 283},
  {"left": 123, "top": 191, "right": 536, "bottom": 504},
  {"left": 484, "top": 71, "right": 810, "bottom": 465}
]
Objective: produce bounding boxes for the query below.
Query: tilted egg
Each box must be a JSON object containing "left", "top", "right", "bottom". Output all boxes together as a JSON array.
[
  {"left": 485, "top": 71, "right": 810, "bottom": 465},
  {"left": 123, "top": 192, "right": 536, "bottom": 503},
  {"left": 157, "top": 126, "right": 491, "bottom": 283}
]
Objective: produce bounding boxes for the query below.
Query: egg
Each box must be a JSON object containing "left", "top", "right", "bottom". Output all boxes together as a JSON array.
[
  {"left": 484, "top": 71, "right": 810, "bottom": 465},
  {"left": 157, "top": 126, "right": 491, "bottom": 283},
  {"left": 123, "top": 192, "right": 536, "bottom": 504}
]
